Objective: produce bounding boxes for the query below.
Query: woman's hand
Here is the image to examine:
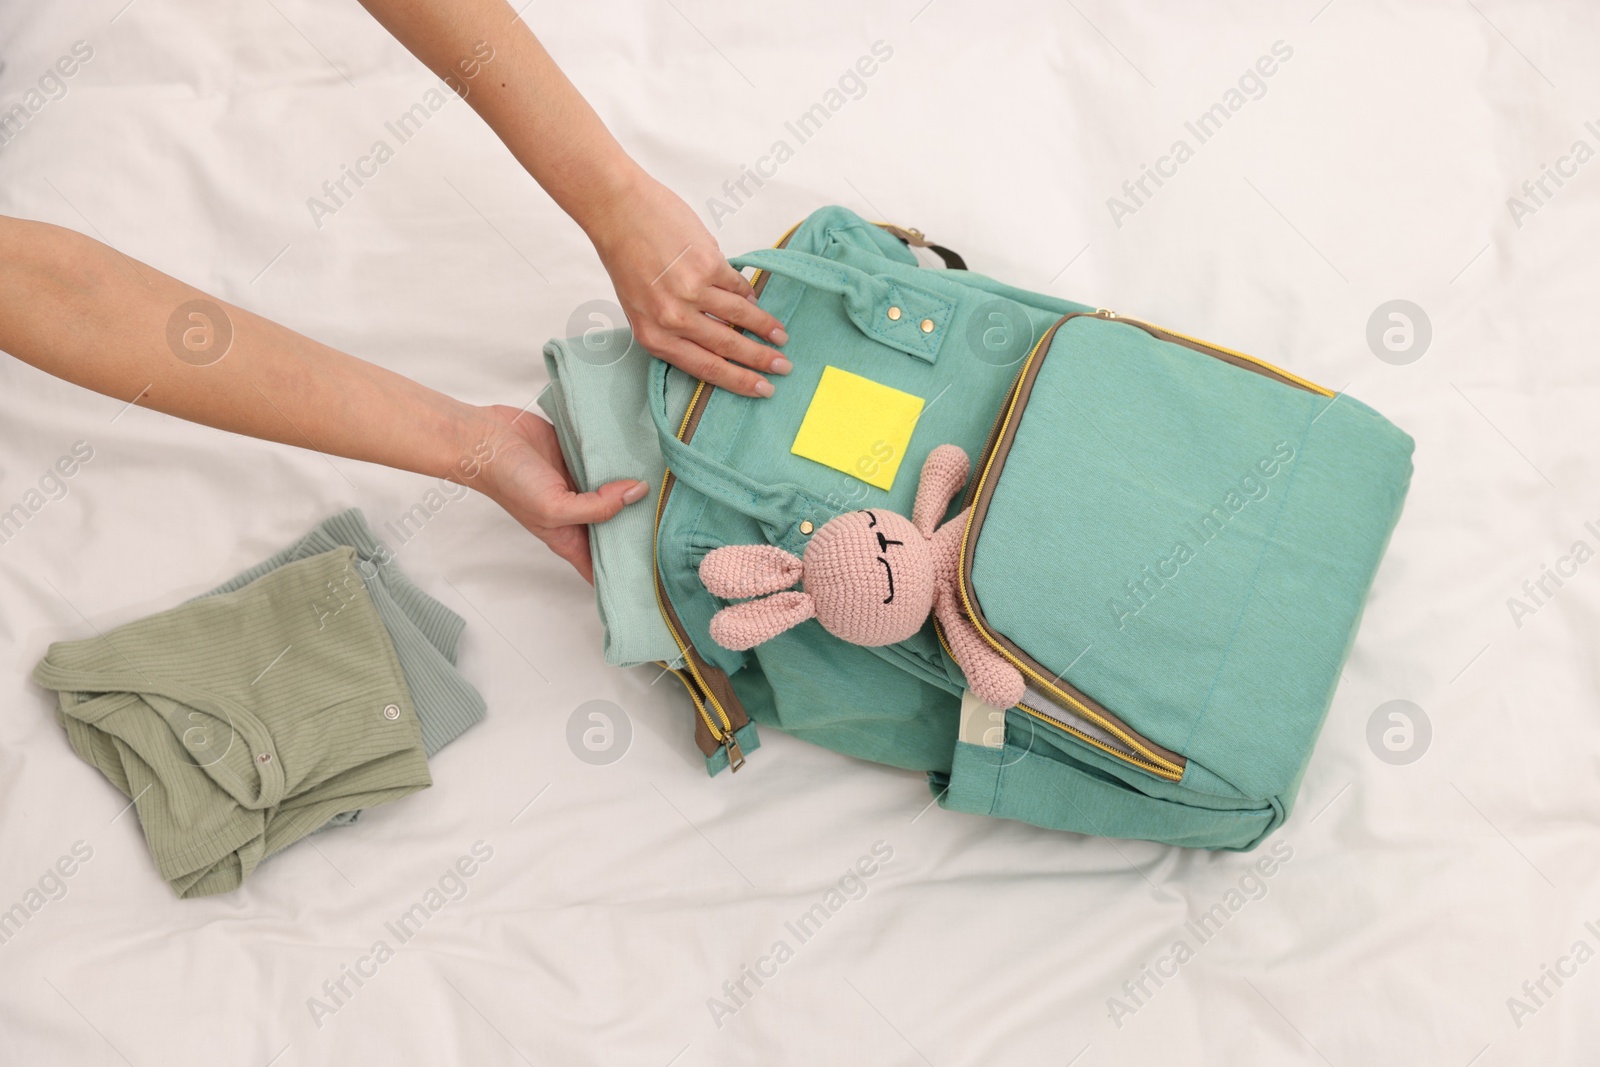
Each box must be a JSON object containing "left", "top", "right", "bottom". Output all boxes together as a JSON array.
[
  {"left": 469, "top": 403, "right": 647, "bottom": 583},
  {"left": 588, "top": 174, "right": 790, "bottom": 398},
  {"left": 352, "top": 3, "right": 791, "bottom": 395}
]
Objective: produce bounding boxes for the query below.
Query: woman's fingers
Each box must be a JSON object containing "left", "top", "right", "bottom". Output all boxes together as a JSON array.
[
  {"left": 652, "top": 332, "right": 775, "bottom": 398},
  {"left": 540, "top": 477, "right": 649, "bottom": 527},
  {"left": 713, "top": 259, "right": 758, "bottom": 301},
  {"left": 634, "top": 274, "right": 790, "bottom": 394},
  {"left": 709, "top": 262, "right": 788, "bottom": 343},
  {"left": 700, "top": 287, "right": 790, "bottom": 354},
  {"left": 688, "top": 304, "right": 791, "bottom": 379},
  {"left": 528, "top": 478, "right": 651, "bottom": 583}
]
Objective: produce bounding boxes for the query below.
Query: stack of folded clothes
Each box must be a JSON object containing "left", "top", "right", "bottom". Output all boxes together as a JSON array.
[
  {"left": 538, "top": 327, "right": 690, "bottom": 668},
  {"left": 32, "top": 510, "right": 485, "bottom": 898}
]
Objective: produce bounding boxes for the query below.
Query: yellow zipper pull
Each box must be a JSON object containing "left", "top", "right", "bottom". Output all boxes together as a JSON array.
[
  {"left": 1095, "top": 307, "right": 1117, "bottom": 318},
  {"left": 724, "top": 732, "right": 746, "bottom": 772}
]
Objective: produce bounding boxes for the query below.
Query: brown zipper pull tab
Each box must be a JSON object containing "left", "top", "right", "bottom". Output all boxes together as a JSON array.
[{"left": 724, "top": 732, "right": 746, "bottom": 772}]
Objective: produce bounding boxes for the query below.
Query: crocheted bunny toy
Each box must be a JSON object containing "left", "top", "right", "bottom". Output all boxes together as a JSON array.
[{"left": 698, "top": 444, "right": 1026, "bottom": 709}]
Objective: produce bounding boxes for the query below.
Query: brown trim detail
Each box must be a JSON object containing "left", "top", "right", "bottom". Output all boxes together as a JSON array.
[
  {"left": 875, "top": 222, "right": 968, "bottom": 270},
  {"left": 654, "top": 464, "right": 748, "bottom": 759},
  {"left": 1129, "top": 318, "right": 1321, "bottom": 394},
  {"left": 753, "top": 221, "right": 965, "bottom": 303},
  {"left": 653, "top": 219, "right": 817, "bottom": 756},
  {"left": 652, "top": 261, "right": 765, "bottom": 757},
  {"left": 962, "top": 361, "right": 1028, "bottom": 512},
  {"left": 752, "top": 265, "right": 777, "bottom": 300}
]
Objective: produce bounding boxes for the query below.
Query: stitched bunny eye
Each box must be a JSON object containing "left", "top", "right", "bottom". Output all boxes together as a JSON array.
[
  {"left": 865, "top": 510, "right": 879, "bottom": 528},
  {"left": 875, "top": 556, "right": 895, "bottom": 604}
]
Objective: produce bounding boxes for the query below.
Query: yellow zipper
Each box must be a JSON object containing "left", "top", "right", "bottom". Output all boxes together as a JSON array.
[
  {"left": 662, "top": 660, "right": 710, "bottom": 723},
  {"left": 1014, "top": 700, "right": 1179, "bottom": 780},
  {"left": 933, "top": 622, "right": 1179, "bottom": 779},
  {"left": 1093, "top": 308, "right": 1335, "bottom": 397},
  {"left": 651, "top": 390, "right": 732, "bottom": 746},
  {"left": 650, "top": 215, "right": 812, "bottom": 766}
]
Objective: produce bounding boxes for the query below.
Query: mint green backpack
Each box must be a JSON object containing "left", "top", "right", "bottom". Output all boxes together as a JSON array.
[{"left": 650, "top": 206, "right": 1412, "bottom": 850}]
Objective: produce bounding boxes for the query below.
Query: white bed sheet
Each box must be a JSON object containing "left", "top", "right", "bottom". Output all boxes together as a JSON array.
[{"left": 3, "top": 1, "right": 1599, "bottom": 1063}]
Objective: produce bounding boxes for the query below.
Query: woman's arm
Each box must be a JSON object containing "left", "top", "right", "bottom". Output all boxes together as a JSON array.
[
  {"left": 354, "top": 0, "right": 791, "bottom": 398},
  {"left": 0, "top": 215, "right": 642, "bottom": 579}
]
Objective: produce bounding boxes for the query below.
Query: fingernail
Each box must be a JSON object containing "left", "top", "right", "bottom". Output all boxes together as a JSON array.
[
  {"left": 770, "top": 357, "right": 793, "bottom": 375},
  {"left": 768, "top": 326, "right": 789, "bottom": 345},
  {"left": 753, "top": 379, "right": 775, "bottom": 398},
  {"left": 622, "top": 480, "right": 648, "bottom": 504}
]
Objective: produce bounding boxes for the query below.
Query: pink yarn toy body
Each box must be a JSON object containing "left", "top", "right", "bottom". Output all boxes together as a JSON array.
[{"left": 698, "top": 445, "right": 1027, "bottom": 709}]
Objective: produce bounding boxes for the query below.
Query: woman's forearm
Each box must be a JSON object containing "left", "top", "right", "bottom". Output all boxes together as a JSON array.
[
  {"left": 0, "top": 217, "right": 491, "bottom": 482},
  {"left": 355, "top": 0, "right": 646, "bottom": 246}
]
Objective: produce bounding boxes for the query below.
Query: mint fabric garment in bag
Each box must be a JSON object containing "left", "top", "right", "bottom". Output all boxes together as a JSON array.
[
  {"left": 34, "top": 548, "right": 433, "bottom": 898},
  {"left": 539, "top": 330, "right": 694, "bottom": 667}
]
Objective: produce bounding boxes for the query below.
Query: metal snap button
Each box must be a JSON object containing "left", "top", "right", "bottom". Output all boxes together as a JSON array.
[
  {"left": 886, "top": 306, "right": 902, "bottom": 321},
  {"left": 920, "top": 318, "right": 935, "bottom": 333},
  {"left": 799, "top": 520, "right": 814, "bottom": 535},
  {"left": 256, "top": 752, "right": 272, "bottom": 764},
  {"left": 383, "top": 704, "right": 401, "bottom": 721}
]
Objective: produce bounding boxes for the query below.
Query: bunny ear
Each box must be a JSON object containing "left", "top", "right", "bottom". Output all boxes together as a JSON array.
[
  {"left": 912, "top": 445, "right": 971, "bottom": 538},
  {"left": 708, "top": 592, "right": 816, "bottom": 650},
  {"left": 699, "top": 544, "right": 804, "bottom": 599}
]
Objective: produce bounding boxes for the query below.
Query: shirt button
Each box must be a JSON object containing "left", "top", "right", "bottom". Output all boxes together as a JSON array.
[
  {"left": 383, "top": 704, "right": 401, "bottom": 721},
  {"left": 256, "top": 752, "right": 272, "bottom": 764}
]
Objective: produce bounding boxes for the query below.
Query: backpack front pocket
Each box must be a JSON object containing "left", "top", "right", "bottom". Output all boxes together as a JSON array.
[{"left": 954, "top": 309, "right": 1382, "bottom": 796}]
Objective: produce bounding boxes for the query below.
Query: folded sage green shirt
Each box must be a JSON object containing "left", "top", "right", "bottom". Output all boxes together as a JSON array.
[
  {"left": 201, "top": 508, "right": 486, "bottom": 759},
  {"left": 34, "top": 547, "right": 432, "bottom": 898}
]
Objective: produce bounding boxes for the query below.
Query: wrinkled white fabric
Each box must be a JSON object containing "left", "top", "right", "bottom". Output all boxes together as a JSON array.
[{"left": 2, "top": 1, "right": 1598, "bottom": 1064}]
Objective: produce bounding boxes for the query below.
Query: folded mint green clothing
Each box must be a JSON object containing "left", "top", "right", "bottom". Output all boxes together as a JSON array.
[
  {"left": 34, "top": 548, "right": 433, "bottom": 898},
  {"left": 200, "top": 508, "right": 485, "bottom": 759},
  {"left": 539, "top": 328, "right": 694, "bottom": 668}
]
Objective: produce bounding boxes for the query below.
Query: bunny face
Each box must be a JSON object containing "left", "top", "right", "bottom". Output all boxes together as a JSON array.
[
  {"left": 803, "top": 508, "right": 935, "bottom": 646},
  {"left": 697, "top": 506, "right": 938, "bottom": 652},
  {"left": 698, "top": 444, "right": 1026, "bottom": 710},
  {"left": 700, "top": 445, "right": 975, "bottom": 654}
]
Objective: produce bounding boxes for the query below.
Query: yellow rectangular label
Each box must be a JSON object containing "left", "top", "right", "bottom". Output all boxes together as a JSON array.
[{"left": 790, "top": 366, "right": 924, "bottom": 492}]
